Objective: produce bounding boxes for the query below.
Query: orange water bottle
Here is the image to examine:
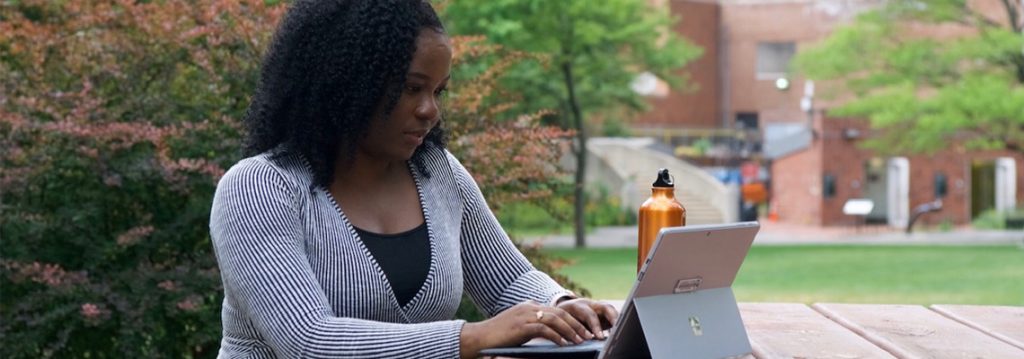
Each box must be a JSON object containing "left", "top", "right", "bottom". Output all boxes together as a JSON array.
[{"left": 637, "top": 168, "right": 686, "bottom": 272}]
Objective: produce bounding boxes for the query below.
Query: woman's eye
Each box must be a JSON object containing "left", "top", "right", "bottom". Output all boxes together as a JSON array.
[
  {"left": 405, "top": 85, "right": 422, "bottom": 93},
  {"left": 434, "top": 87, "right": 447, "bottom": 97}
]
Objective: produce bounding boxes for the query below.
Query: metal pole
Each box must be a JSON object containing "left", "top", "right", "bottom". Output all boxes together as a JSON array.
[{"left": 801, "top": 80, "right": 815, "bottom": 136}]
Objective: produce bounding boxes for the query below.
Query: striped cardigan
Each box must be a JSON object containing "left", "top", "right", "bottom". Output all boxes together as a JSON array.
[{"left": 209, "top": 145, "right": 571, "bottom": 358}]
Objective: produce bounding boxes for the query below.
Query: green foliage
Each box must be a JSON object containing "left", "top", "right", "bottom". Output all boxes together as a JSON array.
[
  {"left": 498, "top": 202, "right": 573, "bottom": 236},
  {"left": 584, "top": 186, "right": 637, "bottom": 228},
  {"left": 441, "top": 0, "right": 701, "bottom": 129},
  {"left": 496, "top": 185, "right": 637, "bottom": 236},
  {"left": 795, "top": 0, "right": 1024, "bottom": 153},
  {"left": 442, "top": 0, "right": 700, "bottom": 247},
  {"left": 972, "top": 207, "right": 1024, "bottom": 229},
  {"left": 1, "top": 1, "right": 283, "bottom": 356},
  {"left": 0, "top": 1, "right": 590, "bottom": 356},
  {"left": 599, "top": 115, "right": 633, "bottom": 137}
]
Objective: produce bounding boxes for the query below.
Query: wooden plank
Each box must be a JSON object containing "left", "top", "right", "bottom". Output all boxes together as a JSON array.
[
  {"left": 930, "top": 305, "right": 1024, "bottom": 351},
  {"left": 739, "top": 302, "right": 896, "bottom": 359},
  {"left": 813, "top": 303, "right": 1024, "bottom": 359}
]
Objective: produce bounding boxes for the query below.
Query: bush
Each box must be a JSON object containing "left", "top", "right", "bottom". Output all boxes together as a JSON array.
[
  {"left": 972, "top": 208, "right": 1024, "bottom": 230},
  {"left": 1, "top": 1, "right": 584, "bottom": 357},
  {"left": 585, "top": 185, "right": 637, "bottom": 227},
  {"left": 495, "top": 184, "right": 637, "bottom": 236},
  {"left": 1, "top": 1, "right": 282, "bottom": 356}
]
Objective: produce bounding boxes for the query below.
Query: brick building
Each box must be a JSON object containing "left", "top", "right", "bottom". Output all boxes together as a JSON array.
[
  {"left": 773, "top": 116, "right": 1023, "bottom": 226},
  {"left": 634, "top": 0, "right": 1022, "bottom": 226}
]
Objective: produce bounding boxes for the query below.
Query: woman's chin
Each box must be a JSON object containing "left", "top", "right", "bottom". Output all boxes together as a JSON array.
[
  {"left": 396, "top": 148, "right": 418, "bottom": 162},
  {"left": 371, "top": 144, "right": 422, "bottom": 164}
]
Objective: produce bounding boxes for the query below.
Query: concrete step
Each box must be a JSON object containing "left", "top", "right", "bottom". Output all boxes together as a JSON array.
[{"left": 584, "top": 137, "right": 738, "bottom": 226}]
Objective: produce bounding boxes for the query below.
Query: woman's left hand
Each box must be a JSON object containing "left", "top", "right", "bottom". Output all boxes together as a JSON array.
[{"left": 555, "top": 298, "right": 619, "bottom": 340}]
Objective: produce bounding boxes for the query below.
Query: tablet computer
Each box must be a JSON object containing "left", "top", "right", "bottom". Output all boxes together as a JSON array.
[{"left": 480, "top": 222, "right": 760, "bottom": 359}]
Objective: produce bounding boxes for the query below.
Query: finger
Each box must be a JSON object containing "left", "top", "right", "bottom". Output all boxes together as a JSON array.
[
  {"left": 566, "top": 303, "right": 601, "bottom": 340},
  {"left": 557, "top": 306, "right": 594, "bottom": 341},
  {"left": 541, "top": 309, "right": 585, "bottom": 344},
  {"left": 596, "top": 302, "right": 619, "bottom": 328},
  {"left": 530, "top": 324, "right": 570, "bottom": 347}
]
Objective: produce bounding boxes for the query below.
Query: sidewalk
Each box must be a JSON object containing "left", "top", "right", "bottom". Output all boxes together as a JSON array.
[{"left": 519, "top": 222, "right": 1024, "bottom": 248}]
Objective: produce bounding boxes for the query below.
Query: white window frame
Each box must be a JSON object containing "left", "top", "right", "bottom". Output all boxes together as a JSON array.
[{"left": 887, "top": 157, "right": 910, "bottom": 228}]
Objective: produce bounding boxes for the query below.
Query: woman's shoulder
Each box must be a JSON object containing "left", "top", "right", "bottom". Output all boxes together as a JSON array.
[
  {"left": 219, "top": 149, "right": 313, "bottom": 193},
  {"left": 417, "top": 144, "right": 473, "bottom": 183}
]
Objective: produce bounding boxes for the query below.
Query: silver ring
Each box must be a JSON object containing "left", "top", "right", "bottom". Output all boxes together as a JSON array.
[{"left": 535, "top": 310, "right": 544, "bottom": 321}]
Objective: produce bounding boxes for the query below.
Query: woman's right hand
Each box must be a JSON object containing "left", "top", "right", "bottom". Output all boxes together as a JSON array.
[{"left": 459, "top": 300, "right": 594, "bottom": 359}]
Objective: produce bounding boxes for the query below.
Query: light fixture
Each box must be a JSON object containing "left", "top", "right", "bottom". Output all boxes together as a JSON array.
[
  {"left": 775, "top": 77, "right": 790, "bottom": 91},
  {"left": 631, "top": 71, "right": 668, "bottom": 97},
  {"left": 843, "top": 128, "right": 861, "bottom": 140}
]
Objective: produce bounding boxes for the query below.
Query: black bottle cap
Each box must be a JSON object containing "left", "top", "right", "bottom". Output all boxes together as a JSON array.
[{"left": 653, "top": 168, "right": 674, "bottom": 188}]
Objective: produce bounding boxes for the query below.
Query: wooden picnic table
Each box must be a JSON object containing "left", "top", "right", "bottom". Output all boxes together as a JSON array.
[
  {"left": 740, "top": 302, "right": 1023, "bottom": 358},
  {"left": 496, "top": 301, "right": 1024, "bottom": 358}
]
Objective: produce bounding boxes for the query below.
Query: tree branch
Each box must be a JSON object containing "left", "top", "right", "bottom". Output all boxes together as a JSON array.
[
  {"left": 960, "top": 8, "right": 1002, "bottom": 29},
  {"left": 999, "top": 0, "right": 1021, "bottom": 32},
  {"left": 1015, "top": 54, "right": 1024, "bottom": 84}
]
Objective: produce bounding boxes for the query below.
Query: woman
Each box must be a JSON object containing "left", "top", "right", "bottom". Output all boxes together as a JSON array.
[{"left": 209, "top": 1, "right": 618, "bottom": 357}]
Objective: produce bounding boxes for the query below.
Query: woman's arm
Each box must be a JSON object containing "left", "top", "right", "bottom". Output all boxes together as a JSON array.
[
  {"left": 445, "top": 151, "right": 574, "bottom": 316},
  {"left": 210, "top": 158, "right": 464, "bottom": 358}
]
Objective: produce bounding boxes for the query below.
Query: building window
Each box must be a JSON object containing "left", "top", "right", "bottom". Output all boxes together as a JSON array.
[
  {"left": 756, "top": 42, "right": 796, "bottom": 80},
  {"left": 934, "top": 173, "right": 948, "bottom": 198},
  {"left": 823, "top": 174, "right": 836, "bottom": 199},
  {"left": 736, "top": 112, "right": 759, "bottom": 130}
]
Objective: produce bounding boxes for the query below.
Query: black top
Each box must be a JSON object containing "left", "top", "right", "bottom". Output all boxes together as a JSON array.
[
  {"left": 353, "top": 222, "right": 431, "bottom": 307},
  {"left": 653, "top": 168, "right": 674, "bottom": 187}
]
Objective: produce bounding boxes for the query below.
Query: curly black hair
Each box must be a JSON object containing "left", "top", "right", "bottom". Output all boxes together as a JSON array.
[{"left": 243, "top": 0, "right": 447, "bottom": 187}]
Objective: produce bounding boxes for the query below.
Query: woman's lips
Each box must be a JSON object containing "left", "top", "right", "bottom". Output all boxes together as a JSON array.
[{"left": 404, "top": 130, "right": 429, "bottom": 145}]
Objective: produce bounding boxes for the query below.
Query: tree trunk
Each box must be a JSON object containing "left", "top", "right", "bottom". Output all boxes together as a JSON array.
[
  {"left": 998, "top": 0, "right": 1019, "bottom": 33},
  {"left": 999, "top": 0, "right": 1024, "bottom": 83},
  {"left": 562, "top": 61, "right": 587, "bottom": 248}
]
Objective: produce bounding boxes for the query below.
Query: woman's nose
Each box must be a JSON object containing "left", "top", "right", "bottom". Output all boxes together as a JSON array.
[{"left": 415, "top": 96, "right": 439, "bottom": 122}]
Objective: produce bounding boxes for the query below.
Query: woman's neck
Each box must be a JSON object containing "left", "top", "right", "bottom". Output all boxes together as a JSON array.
[{"left": 332, "top": 151, "right": 407, "bottom": 190}]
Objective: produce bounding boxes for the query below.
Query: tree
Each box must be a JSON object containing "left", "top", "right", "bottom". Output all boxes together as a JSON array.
[
  {"left": 796, "top": 0, "right": 1024, "bottom": 154},
  {"left": 441, "top": 0, "right": 701, "bottom": 247}
]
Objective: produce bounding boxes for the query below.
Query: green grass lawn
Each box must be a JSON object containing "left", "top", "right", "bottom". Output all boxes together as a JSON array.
[{"left": 542, "top": 245, "right": 1024, "bottom": 305}]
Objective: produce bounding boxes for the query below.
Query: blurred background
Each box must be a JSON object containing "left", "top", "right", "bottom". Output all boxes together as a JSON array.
[{"left": 1, "top": 0, "right": 1021, "bottom": 357}]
